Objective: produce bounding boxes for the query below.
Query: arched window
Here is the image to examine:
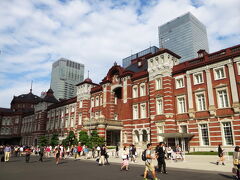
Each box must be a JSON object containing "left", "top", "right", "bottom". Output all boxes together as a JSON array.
[
  {"left": 134, "top": 130, "right": 140, "bottom": 143},
  {"left": 142, "top": 130, "right": 148, "bottom": 142}
]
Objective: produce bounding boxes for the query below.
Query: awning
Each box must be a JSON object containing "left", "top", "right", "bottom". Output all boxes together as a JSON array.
[{"left": 158, "top": 133, "right": 194, "bottom": 138}]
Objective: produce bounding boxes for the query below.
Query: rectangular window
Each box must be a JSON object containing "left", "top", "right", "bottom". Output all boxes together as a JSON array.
[
  {"left": 140, "top": 84, "right": 146, "bottom": 96},
  {"left": 155, "top": 78, "right": 162, "bottom": 90},
  {"left": 91, "top": 98, "right": 94, "bottom": 107},
  {"left": 180, "top": 125, "right": 187, "bottom": 133},
  {"left": 222, "top": 122, "right": 234, "bottom": 145},
  {"left": 194, "top": 72, "right": 204, "bottom": 84},
  {"left": 200, "top": 124, "right": 209, "bottom": 146},
  {"left": 79, "top": 100, "right": 83, "bottom": 108},
  {"left": 214, "top": 67, "right": 225, "bottom": 80},
  {"left": 95, "top": 97, "right": 99, "bottom": 106},
  {"left": 217, "top": 89, "right": 229, "bottom": 108},
  {"left": 140, "top": 103, "right": 146, "bottom": 118},
  {"left": 156, "top": 98, "right": 163, "bottom": 115},
  {"left": 133, "top": 105, "right": 138, "bottom": 119},
  {"left": 132, "top": 86, "right": 138, "bottom": 98},
  {"left": 196, "top": 93, "right": 206, "bottom": 111},
  {"left": 78, "top": 113, "right": 82, "bottom": 125},
  {"left": 176, "top": 78, "right": 184, "bottom": 89},
  {"left": 71, "top": 106, "right": 75, "bottom": 112},
  {"left": 114, "top": 113, "right": 118, "bottom": 120},
  {"left": 177, "top": 96, "right": 186, "bottom": 113},
  {"left": 100, "top": 96, "right": 103, "bottom": 106}
]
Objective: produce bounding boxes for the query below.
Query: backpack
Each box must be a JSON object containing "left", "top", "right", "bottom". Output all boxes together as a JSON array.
[{"left": 142, "top": 149, "right": 147, "bottom": 161}]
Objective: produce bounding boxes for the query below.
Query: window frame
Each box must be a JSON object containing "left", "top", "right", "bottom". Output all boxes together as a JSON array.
[
  {"left": 193, "top": 72, "right": 204, "bottom": 85},
  {"left": 214, "top": 66, "right": 226, "bottom": 80},
  {"left": 216, "top": 87, "right": 230, "bottom": 109},
  {"left": 155, "top": 78, "right": 162, "bottom": 90},
  {"left": 140, "top": 83, "right": 146, "bottom": 97},
  {"left": 221, "top": 121, "right": 234, "bottom": 146},
  {"left": 140, "top": 103, "right": 147, "bottom": 119},
  {"left": 156, "top": 97, "right": 163, "bottom": 115},
  {"left": 133, "top": 104, "right": 139, "bottom": 120},
  {"left": 195, "top": 92, "right": 206, "bottom": 111},
  {"left": 199, "top": 123, "right": 210, "bottom": 146},
  {"left": 175, "top": 76, "right": 185, "bottom": 89},
  {"left": 177, "top": 95, "right": 187, "bottom": 114},
  {"left": 132, "top": 85, "right": 138, "bottom": 98}
]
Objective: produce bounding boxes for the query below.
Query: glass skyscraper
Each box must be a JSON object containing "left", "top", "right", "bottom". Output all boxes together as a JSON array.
[
  {"left": 122, "top": 46, "right": 159, "bottom": 68},
  {"left": 50, "top": 58, "right": 84, "bottom": 100},
  {"left": 158, "top": 12, "right": 209, "bottom": 62}
]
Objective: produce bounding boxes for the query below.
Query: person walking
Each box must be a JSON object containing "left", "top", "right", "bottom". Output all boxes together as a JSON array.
[
  {"left": 77, "top": 144, "right": 82, "bottom": 159},
  {"left": 121, "top": 146, "right": 129, "bottom": 171},
  {"left": 39, "top": 146, "right": 44, "bottom": 162},
  {"left": 55, "top": 146, "right": 61, "bottom": 165},
  {"left": 233, "top": 146, "right": 240, "bottom": 179},
  {"left": 73, "top": 146, "right": 78, "bottom": 160},
  {"left": 143, "top": 143, "right": 158, "bottom": 180},
  {"left": 25, "top": 146, "right": 32, "bottom": 163},
  {"left": 216, "top": 144, "right": 225, "bottom": 165},
  {"left": 99, "top": 145, "right": 106, "bottom": 166},
  {"left": 4, "top": 145, "right": 11, "bottom": 162},
  {"left": 156, "top": 142, "right": 167, "bottom": 174},
  {"left": 115, "top": 145, "right": 119, "bottom": 158}
]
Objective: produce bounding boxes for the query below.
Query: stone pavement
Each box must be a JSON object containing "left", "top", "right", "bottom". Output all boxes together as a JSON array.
[{"left": 79, "top": 154, "right": 233, "bottom": 173}]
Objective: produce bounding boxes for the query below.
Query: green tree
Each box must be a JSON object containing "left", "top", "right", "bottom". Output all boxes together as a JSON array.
[
  {"left": 90, "top": 131, "right": 104, "bottom": 148},
  {"left": 79, "top": 131, "right": 89, "bottom": 145},
  {"left": 50, "top": 134, "right": 59, "bottom": 147},
  {"left": 38, "top": 135, "right": 49, "bottom": 147},
  {"left": 68, "top": 131, "right": 77, "bottom": 146},
  {"left": 62, "top": 131, "right": 78, "bottom": 147}
]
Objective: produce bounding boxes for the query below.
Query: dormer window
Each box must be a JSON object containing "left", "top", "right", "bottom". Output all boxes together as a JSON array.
[{"left": 138, "top": 61, "right": 142, "bottom": 67}]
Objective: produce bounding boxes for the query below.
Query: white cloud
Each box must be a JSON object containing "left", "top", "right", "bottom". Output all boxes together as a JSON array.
[{"left": 0, "top": 0, "right": 239, "bottom": 107}]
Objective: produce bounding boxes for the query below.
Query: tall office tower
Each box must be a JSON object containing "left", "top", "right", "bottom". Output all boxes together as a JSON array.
[
  {"left": 122, "top": 46, "right": 159, "bottom": 68},
  {"left": 50, "top": 58, "right": 84, "bottom": 100},
  {"left": 158, "top": 12, "right": 209, "bottom": 62}
]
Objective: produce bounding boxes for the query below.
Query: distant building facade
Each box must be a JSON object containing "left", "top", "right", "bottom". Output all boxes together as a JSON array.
[
  {"left": 50, "top": 58, "right": 84, "bottom": 100},
  {"left": 1, "top": 44, "right": 240, "bottom": 152},
  {"left": 158, "top": 12, "right": 209, "bottom": 62},
  {"left": 122, "top": 46, "right": 159, "bottom": 68}
]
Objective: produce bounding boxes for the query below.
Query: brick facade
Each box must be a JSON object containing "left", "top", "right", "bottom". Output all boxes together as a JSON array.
[{"left": 1, "top": 44, "right": 240, "bottom": 152}]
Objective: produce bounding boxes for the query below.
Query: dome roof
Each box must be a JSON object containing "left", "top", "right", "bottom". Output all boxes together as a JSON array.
[
  {"left": 11, "top": 92, "right": 41, "bottom": 104},
  {"left": 83, "top": 78, "right": 92, "bottom": 83}
]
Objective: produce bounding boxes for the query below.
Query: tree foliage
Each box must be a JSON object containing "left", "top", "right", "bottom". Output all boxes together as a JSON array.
[
  {"left": 50, "top": 134, "right": 59, "bottom": 147},
  {"left": 79, "top": 130, "right": 105, "bottom": 148},
  {"left": 38, "top": 135, "right": 49, "bottom": 147},
  {"left": 62, "top": 131, "right": 78, "bottom": 147}
]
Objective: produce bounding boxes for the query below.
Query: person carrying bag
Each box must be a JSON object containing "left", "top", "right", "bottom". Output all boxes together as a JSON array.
[{"left": 233, "top": 146, "right": 240, "bottom": 180}]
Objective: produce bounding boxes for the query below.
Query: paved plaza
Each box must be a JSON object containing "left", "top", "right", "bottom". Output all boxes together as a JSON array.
[{"left": 0, "top": 156, "right": 233, "bottom": 180}]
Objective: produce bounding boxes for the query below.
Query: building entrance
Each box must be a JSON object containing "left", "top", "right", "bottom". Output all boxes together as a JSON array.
[{"left": 106, "top": 130, "right": 120, "bottom": 146}]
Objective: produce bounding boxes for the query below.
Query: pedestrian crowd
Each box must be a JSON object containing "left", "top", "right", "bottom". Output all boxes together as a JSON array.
[{"left": 1, "top": 143, "right": 240, "bottom": 180}]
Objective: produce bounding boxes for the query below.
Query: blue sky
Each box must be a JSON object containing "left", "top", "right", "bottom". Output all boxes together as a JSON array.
[{"left": 0, "top": 0, "right": 240, "bottom": 108}]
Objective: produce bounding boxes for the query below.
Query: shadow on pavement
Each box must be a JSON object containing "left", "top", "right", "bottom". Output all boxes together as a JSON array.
[
  {"left": 210, "top": 162, "right": 217, "bottom": 165},
  {"left": 218, "top": 173, "right": 234, "bottom": 179}
]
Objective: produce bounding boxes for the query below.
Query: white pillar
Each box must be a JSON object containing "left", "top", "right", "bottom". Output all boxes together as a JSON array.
[
  {"left": 205, "top": 68, "right": 216, "bottom": 115},
  {"left": 228, "top": 63, "right": 239, "bottom": 102}
]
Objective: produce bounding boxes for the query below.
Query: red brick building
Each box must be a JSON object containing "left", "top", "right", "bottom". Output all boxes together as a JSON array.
[{"left": 1, "top": 44, "right": 240, "bottom": 152}]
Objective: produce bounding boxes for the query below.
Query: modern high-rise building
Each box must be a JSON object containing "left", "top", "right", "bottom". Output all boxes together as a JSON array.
[
  {"left": 122, "top": 46, "right": 159, "bottom": 68},
  {"left": 158, "top": 12, "right": 209, "bottom": 62},
  {"left": 50, "top": 58, "right": 84, "bottom": 100}
]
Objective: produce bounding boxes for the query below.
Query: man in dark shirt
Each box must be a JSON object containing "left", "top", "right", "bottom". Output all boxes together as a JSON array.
[{"left": 156, "top": 142, "right": 167, "bottom": 174}]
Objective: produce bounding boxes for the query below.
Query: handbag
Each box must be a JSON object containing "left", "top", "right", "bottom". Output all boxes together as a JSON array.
[{"left": 233, "top": 152, "right": 240, "bottom": 165}]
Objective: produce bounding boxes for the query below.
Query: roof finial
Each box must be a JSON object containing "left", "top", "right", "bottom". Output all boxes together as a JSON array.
[{"left": 30, "top": 80, "right": 33, "bottom": 93}]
